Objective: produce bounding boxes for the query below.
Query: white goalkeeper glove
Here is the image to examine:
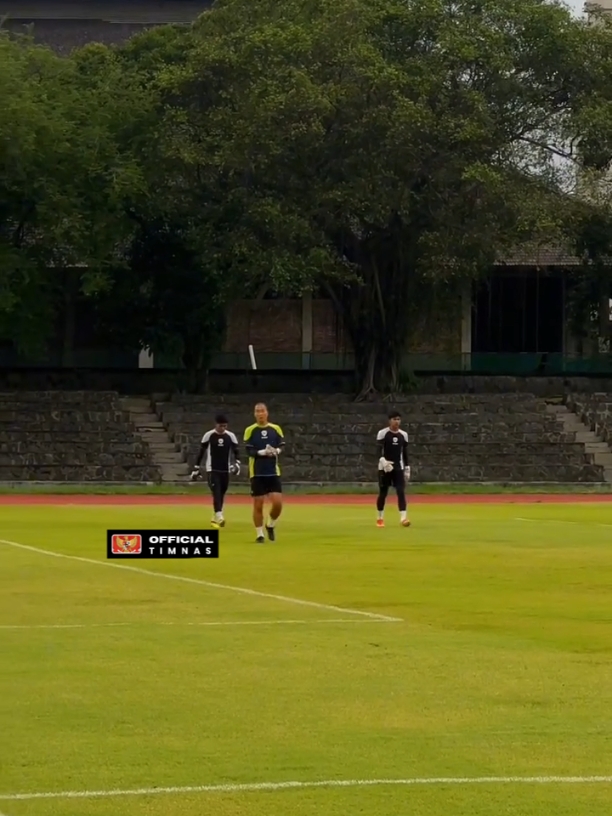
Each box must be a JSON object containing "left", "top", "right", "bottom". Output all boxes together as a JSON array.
[
  {"left": 230, "top": 461, "right": 241, "bottom": 476},
  {"left": 257, "top": 449, "right": 268, "bottom": 456},
  {"left": 265, "top": 445, "right": 281, "bottom": 456},
  {"left": 189, "top": 465, "right": 201, "bottom": 481},
  {"left": 378, "top": 457, "right": 394, "bottom": 473},
  {"left": 404, "top": 466, "right": 411, "bottom": 481}
]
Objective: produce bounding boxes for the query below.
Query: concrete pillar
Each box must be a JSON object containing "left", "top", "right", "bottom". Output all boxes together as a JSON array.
[
  {"left": 460, "top": 281, "right": 472, "bottom": 369},
  {"left": 139, "top": 348, "right": 154, "bottom": 368},
  {"left": 302, "top": 291, "right": 313, "bottom": 369}
]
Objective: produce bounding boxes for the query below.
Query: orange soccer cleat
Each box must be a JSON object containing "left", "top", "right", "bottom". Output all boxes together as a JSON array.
[{"left": 376, "top": 519, "right": 385, "bottom": 528}]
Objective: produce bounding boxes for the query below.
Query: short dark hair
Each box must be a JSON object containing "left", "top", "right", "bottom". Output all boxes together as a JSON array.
[
  {"left": 388, "top": 409, "right": 401, "bottom": 419},
  {"left": 215, "top": 413, "right": 228, "bottom": 425}
]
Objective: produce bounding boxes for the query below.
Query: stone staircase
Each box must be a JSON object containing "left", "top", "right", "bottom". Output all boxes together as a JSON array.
[
  {"left": 119, "top": 397, "right": 188, "bottom": 482},
  {"left": 548, "top": 402, "right": 612, "bottom": 483},
  {"left": 0, "top": 391, "right": 160, "bottom": 482},
  {"left": 561, "top": 392, "right": 612, "bottom": 482}
]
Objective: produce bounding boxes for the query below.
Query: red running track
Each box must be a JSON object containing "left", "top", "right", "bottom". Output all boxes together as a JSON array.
[{"left": 1, "top": 494, "right": 612, "bottom": 505}]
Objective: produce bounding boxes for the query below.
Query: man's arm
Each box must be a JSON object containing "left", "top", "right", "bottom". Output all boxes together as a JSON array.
[
  {"left": 190, "top": 431, "right": 212, "bottom": 479},
  {"left": 269, "top": 424, "right": 285, "bottom": 455},
  {"left": 376, "top": 429, "right": 386, "bottom": 459},
  {"left": 244, "top": 424, "right": 267, "bottom": 457},
  {"left": 401, "top": 432, "right": 409, "bottom": 465},
  {"left": 244, "top": 424, "right": 255, "bottom": 457},
  {"left": 228, "top": 431, "right": 241, "bottom": 474},
  {"left": 228, "top": 431, "right": 240, "bottom": 462},
  {"left": 195, "top": 433, "right": 212, "bottom": 466},
  {"left": 376, "top": 429, "right": 392, "bottom": 472},
  {"left": 401, "top": 431, "right": 411, "bottom": 479}
]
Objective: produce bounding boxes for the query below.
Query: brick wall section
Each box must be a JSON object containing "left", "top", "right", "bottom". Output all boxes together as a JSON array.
[
  {"left": 312, "top": 299, "right": 348, "bottom": 353},
  {"left": 224, "top": 297, "right": 460, "bottom": 355},
  {"left": 3, "top": 20, "right": 151, "bottom": 53},
  {"left": 224, "top": 300, "right": 302, "bottom": 353},
  {"left": 0, "top": 0, "right": 207, "bottom": 21},
  {"left": 407, "top": 298, "right": 462, "bottom": 354}
]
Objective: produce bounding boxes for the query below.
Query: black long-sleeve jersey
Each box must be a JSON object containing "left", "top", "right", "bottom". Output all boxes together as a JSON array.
[
  {"left": 376, "top": 427, "right": 409, "bottom": 470},
  {"left": 195, "top": 429, "right": 240, "bottom": 472}
]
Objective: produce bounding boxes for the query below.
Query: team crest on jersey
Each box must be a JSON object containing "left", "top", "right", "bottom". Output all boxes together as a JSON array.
[
  {"left": 262, "top": 430, "right": 268, "bottom": 438},
  {"left": 218, "top": 438, "right": 224, "bottom": 445},
  {"left": 393, "top": 437, "right": 398, "bottom": 444}
]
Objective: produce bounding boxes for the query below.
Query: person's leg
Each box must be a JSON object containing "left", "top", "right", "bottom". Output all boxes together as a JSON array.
[
  {"left": 268, "top": 493, "right": 282, "bottom": 521},
  {"left": 376, "top": 472, "right": 390, "bottom": 526},
  {"left": 265, "top": 478, "right": 283, "bottom": 540},
  {"left": 207, "top": 473, "right": 222, "bottom": 517},
  {"left": 253, "top": 498, "right": 265, "bottom": 540},
  {"left": 251, "top": 478, "right": 266, "bottom": 541},
  {"left": 394, "top": 471, "right": 410, "bottom": 526},
  {"left": 213, "top": 472, "right": 229, "bottom": 525}
]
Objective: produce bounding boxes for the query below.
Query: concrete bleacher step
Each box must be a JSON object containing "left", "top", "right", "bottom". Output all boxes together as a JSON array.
[
  {"left": 554, "top": 403, "right": 612, "bottom": 482},
  {"left": 160, "top": 465, "right": 190, "bottom": 482},
  {"left": 120, "top": 396, "right": 187, "bottom": 479},
  {"left": 154, "top": 393, "right": 612, "bottom": 485},
  {"left": 142, "top": 432, "right": 172, "bottom": 443},
  {"left": 584, "top": 441, "right": 611, "bottom": 453},
  {"left": 0, "top": 392, "right": 162, "bottom": 483},
  {"left": 148, "top": 442, "right": 178, "bottom": 452}
]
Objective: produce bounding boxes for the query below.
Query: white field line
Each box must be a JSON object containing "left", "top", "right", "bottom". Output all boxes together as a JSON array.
[
  {"left": 515, "top": 517, "right": 612, "bottom": 527},
  {"left": 0, "top": 538, "right": 401, "bottom": 623},
  {"left": 1, "top": 776, "right": 611, "bottom": 801},
  {"left": 0, "top": 619, "right": 394, "bottom": 631}
]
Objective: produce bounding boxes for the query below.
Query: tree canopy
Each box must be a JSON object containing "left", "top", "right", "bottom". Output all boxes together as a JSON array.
[{"left": 2, "top": 0, "right": 612, "bottom": 391}]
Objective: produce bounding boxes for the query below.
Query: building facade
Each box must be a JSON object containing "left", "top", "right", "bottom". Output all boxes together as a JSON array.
[{"left": 0, "top": 0, "right": 207, "bottom": 52}]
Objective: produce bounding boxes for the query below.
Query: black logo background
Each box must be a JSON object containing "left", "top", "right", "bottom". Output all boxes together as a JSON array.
[{"left": 107, "top": 529, "right": 220, "bottom": 559}]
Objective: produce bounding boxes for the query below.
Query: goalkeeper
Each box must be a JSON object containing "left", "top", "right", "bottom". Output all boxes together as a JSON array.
[
  {"left": 243, "top": 403, "right": 284, "bottom": 543},
  {"left": 189, "top": 414, "right": 241, "bottom": 528},
  {"left": 375, "top": 410, "right": 411, "bottom": 528}
]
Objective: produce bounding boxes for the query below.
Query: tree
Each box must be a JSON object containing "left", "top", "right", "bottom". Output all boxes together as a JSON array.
[
  {"left": 84, "top": 24, "right": 248, "bottom": 390},
  {"left": 165, "top": 0, "right": 612, "bottom": 395},
  {"left": 0, "top": 31, "right": 74, "bottom": 356},
  {"left": 0, "top": 32, "right": 150, "bottom": 362},
  {"left": 92, "top": 214, "right": 238, "bottom": 391},
  {"left": 566, "top": 189, "right": 612, "bottom": 353}
]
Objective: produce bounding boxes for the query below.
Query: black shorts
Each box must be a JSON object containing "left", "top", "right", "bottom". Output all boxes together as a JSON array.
[
  {"left": 207, "top": 471, "right": 230, "bottom": 493},
  {"left": 250, "top": 475, "right": 282, "bottom": 497},
  {"left": 378, "top": 469, "right": 405, "bottom": 491}
]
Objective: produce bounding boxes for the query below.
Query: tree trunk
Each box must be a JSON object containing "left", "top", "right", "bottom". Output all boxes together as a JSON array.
[
  {"left": 348, "top": 300, "right": 404, "bottom": 399},
  {"left": 355, "top": 346, "right": 377, "bottom": 401},
  {"left": 327, "top": 278, "right": 405, "bottom": 400}
]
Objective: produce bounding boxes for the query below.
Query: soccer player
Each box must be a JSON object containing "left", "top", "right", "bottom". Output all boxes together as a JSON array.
[
  {"left": 375, "top": 409, "right": 411, "bottom": 527},
  {"left": 243, "top": 402, "right": 284, "bottom": 543},
  {"left": 189, "top": 414, "right": 240, "bottom": 528}
]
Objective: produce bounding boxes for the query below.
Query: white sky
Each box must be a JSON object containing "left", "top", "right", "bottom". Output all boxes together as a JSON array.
[{"left": 564, "top": 0, "right": 586, "bottom": 14}]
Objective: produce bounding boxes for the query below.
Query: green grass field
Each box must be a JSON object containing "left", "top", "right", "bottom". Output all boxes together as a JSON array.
[{"left": 1, "top": 500, "right": 611, "bottom": 815}]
